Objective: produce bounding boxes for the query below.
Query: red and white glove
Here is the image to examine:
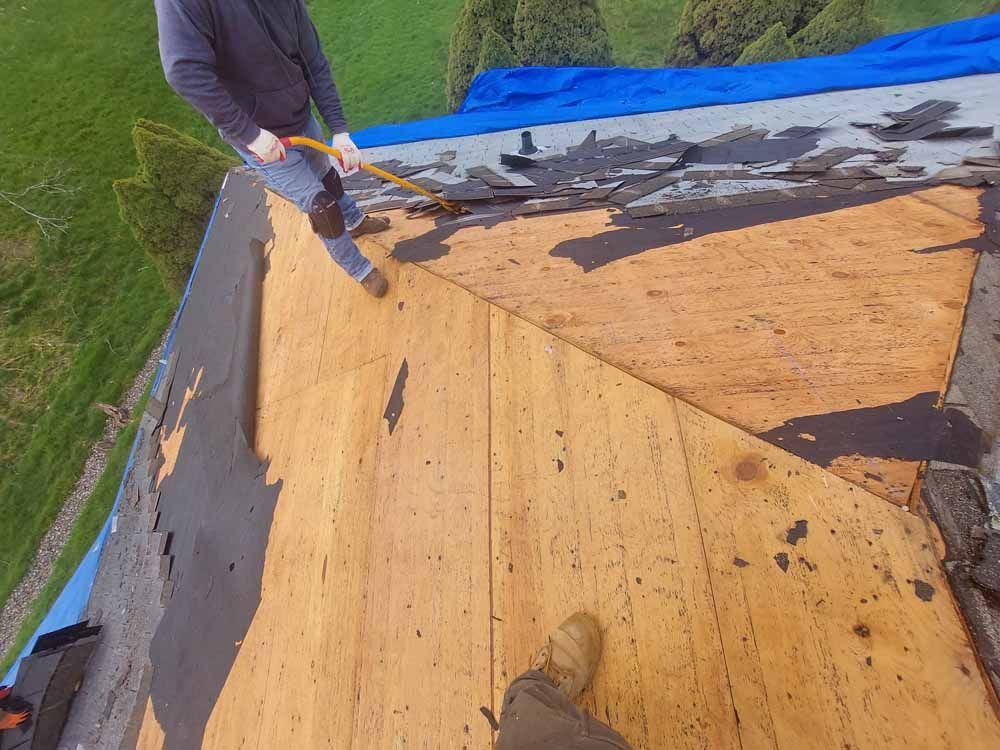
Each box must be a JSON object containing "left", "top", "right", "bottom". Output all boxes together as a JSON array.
[
  {"left": 331, "top": 132, "right": 362, "bottom": 174},
  {"left": 247, "top": 128, "right": 286, "bottom": 164}
]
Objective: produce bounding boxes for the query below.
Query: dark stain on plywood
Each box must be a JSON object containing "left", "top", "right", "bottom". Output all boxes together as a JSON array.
[
  {"left": 914, "top": 579, "right": 936, "bottom": 602},
  {"left": 786, "top": 520, "right": 809, "bottom": 546},
  {"left": 384, "top": 359, "right": 409, "bottom": 435},
  {"left": 914, "top": 186, "right": 999, "bottom": 255},
  {"left": 758, "top": 392, "right": 986, "bottom": 468}
]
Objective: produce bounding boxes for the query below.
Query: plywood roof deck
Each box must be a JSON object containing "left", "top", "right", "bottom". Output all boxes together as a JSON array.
[
  {"left": 367, "top": 185, "right": 985, "bottom": 504},
  {"left": 136, "top": 184, "right": 1000, "bottom": 749}
]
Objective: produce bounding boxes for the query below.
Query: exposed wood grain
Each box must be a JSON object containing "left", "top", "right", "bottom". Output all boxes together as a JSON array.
[
  {"left": 256, "top": 196, "right": 401, "bottom": 412},
  {"left": 138, "top": 190, "right": 1000, "bottom": 750},
  {"left": 351, "top": 262, "right": 492, "bottom": 745},
  {"left": 251, "top": 247, "right": 491, "bottom": 747},
  {"left": 202, "top": 359, "right": 384, "bottom": 749},
  {"left": 676, "top": 399, "right": 1000, "bottom": 749},
  {"left": 136, "top": 697, "right": 165, "bottom": 749},
  {"left": 369, "top": 186, "right": 984, "bottom": 504},
  {"left": 489, "top": 310, "right": 740, "bottom": 749},
  {"left": 145, "top": 195, "right": 494, "bottom": 749}
]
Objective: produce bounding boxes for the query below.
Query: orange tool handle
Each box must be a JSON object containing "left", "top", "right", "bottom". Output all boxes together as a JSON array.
[{"left": 278, "top": 136, "right": 464, "bottom": 214}]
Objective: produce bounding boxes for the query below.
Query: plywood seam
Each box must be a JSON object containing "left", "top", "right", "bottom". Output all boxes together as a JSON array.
[
  {"left": 909, "top": 245, "right": 984, "bottom": 509},
  {"left": 671, "top": 400, "right": 748, "bottom": 750},
  {"left": 487, "top": 307, "right": 498, "bottom": 746},
  {"left": 252, "top": 632, "right": 276, "bottom": 750},
  {"left": 402, "top": 258, "right": 906, "bottom": 511},
  {"left": 256, "top": 354, "right": 389, "bottom": 415},
  {"left": 314, "top": 262, "right": 337, "bottom": 390},
  {"left": 936, "top": 251, "right": 980, "bottom": 411},
  {"left": 909, "top": 191, "right": 986, "bottom": 231},
  {"left": 346, "top": 351, "right": 395, "bottom": 749},
  {"left": 915, "top": 505, "right": 1000, "bottom": 717}
]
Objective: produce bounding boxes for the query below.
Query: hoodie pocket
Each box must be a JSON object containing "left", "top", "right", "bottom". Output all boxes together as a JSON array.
[{"left": 252, "top": 79, "right": 310, "bottom": 134}]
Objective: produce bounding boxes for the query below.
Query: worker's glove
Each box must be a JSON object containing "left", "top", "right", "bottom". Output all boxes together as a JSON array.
[
  {"left": 331, "top": 132, "right": 362, "bottom": 174},
  {"left": 0, "top": 708, "right": 30, "bottom": 731},
  {"left": 247, "top": 128, "right": 286, "bottom": 164}
]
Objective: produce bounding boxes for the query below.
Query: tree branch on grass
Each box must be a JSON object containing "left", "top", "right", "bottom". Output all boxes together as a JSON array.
[{"left": 0, "top": 169, "right": 79, "bottom": 239}]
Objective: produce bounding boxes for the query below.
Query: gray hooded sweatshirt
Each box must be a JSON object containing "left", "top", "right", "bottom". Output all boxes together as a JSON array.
[{"left": 154, "top": 0, "right": 347, "bottom": 147}]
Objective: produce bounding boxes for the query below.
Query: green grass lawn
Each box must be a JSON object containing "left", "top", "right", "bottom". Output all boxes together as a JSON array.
[
  {"left": 600, "top": 0, "right": 686, "bottom": 65},
  {"left": 0, "top": 392, "right": 147, "bottom": 676},
  {"left": 0, "top": 0, "right": 465, "bottom": 669},
  {"left": 876, "top": 0, "right": 997, "bottom": 33},
  {"left": 310, "top": 0, "right": 466, "bottom": 131},
  {"left": 1, "top": 0, "right": 995, "bottom": 671},
  {"left": 0, "top": 0, "right": 189, "bottom": 622},
  {"left": 600, "top": 0, "right": 998, "bottom": 66}
]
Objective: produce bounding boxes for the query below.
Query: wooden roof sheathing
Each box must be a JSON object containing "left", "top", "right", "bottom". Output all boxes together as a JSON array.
[
  {"left": 134, "top": 181, "right": 1000, "bottom": 748},
  {"left": 364, "top": 185, "right": 986, "bottom": 505}
]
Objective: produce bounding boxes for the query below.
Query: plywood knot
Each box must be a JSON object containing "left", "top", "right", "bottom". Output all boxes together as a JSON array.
[
  {"left": 544, "top": 312, "right": 573, "bottom": 328},
  {"left": 732, "top": 452, "right": 768, "bottom": 484}
]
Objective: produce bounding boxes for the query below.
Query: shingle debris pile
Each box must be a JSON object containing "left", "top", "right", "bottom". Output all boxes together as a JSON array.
[
  {"left": 342, "top": 100, "right": 1000, "bottom": 221},
  {"left": 851, "top": 100, "right": 992, "bottom": 141}
]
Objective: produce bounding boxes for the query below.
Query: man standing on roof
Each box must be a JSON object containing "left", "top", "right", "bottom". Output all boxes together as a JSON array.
[{"left": 154, "top": 0, "right": 390, "bottom": 297}]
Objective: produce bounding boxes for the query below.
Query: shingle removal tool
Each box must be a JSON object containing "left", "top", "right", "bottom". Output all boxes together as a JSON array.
[{"left": 279, "top": 136, "right": 468, "bottom": 215}]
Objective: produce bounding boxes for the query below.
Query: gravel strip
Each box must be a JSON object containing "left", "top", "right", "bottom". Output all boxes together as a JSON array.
[{"left": 0, "top": 336, "right": 166, "bottom": 661}]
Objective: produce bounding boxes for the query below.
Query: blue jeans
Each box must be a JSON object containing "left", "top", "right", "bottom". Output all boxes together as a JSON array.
[{"left": 235, "top": 116, "right": 373, "bottom": 282}]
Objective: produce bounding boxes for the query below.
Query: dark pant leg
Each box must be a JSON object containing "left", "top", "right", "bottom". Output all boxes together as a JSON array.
[{"left": 495, "top": 670, "right": 632, "bottom": 750}]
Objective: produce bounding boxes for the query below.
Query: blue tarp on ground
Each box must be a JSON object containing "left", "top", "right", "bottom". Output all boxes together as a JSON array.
[
  {"left": 355, "top": 13, "right": 1000, "bottom": 148},
  {"left": 2, "top": 492, "right": 120, "bottom": 686},
  {"left": 6, "top": 12, "right": 998, "bottom": 685},
  {"left": 2, "top": 191, "right": 225, "bottom": 686}
]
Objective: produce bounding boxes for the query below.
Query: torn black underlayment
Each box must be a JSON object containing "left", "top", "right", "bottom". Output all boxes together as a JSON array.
[
  {"left": 145, "top": 171, "right": 281, "bottom": 750},
  {"left": 758, "top": 392, "right": 986, "bottom": 468},
  {"left": 914, "top": 186, "right": 1000, "bottom": 255}
]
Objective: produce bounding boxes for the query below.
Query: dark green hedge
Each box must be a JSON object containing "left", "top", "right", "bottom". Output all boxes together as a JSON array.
[
  {"left": 114, "top": 119, "right": 235, "bottom": 292},
  {"left": 512, "top": 0, "right": 613, "bottom": 67},
  {"left": 671, "top": 0, "right": 827, "bottom": 66},
  {"left": 736, "top": 21, "right": 797, "bottom": 64},
  {"left": 446, "top": 0, "right": 518, "bottom": 110},
  {"left": 792, "top": 0, "right": 882, "bottom": 56},
  {"left": 447, "top": 0, "right": 612, "bottom": 110},
  {"left": 477, "top": 27, "right": 518, "bottom": 75}
]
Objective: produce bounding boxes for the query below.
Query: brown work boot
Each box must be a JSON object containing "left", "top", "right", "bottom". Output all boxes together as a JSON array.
[
  {"left": 360, "top": 267, "right": 389, "bottom": 298},
  {"left": 529, "top": 612, "right": 602, "bottom": 700},
  {"left": 350, "top": 215, "right": 391, "bottom": 238}
]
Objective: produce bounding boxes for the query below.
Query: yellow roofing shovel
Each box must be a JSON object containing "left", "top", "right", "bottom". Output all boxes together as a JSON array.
[{"left": 279, "top": 136, "right": 467, "bottom": 215}]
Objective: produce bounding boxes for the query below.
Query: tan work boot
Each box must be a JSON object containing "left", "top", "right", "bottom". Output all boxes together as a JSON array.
[
  {"left": 360, "top": 267, "right": 389, "bottom": 298},
  {"left": 350, "top": 215, "right": 391, "bottom": 238},
  {"left": 530, "top": 612, "right": 602, "bottom": 700}
]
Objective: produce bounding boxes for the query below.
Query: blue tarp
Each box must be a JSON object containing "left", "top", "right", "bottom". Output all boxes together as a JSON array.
[
  {"left": 7, "top": 12, "right": 998, "bottom": 685},
  {"left": 2, "top": 480, "right": 122, "bottom": 685},
  {"left": 355, "top": 13, "right": 1000, "bottom": 148}
]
